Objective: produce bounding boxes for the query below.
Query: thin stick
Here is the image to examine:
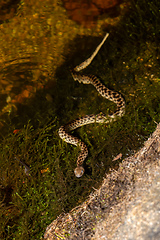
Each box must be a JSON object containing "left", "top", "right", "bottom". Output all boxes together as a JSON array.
[{"left": 74, "top": 33, "right": 109, "bottom": 72}]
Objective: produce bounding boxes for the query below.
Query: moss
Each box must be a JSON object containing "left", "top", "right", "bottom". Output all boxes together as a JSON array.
[{"left": 1, "top": 0, "right": 160, "bottom": 238}]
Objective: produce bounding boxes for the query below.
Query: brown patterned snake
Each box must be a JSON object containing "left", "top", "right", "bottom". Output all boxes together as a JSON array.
[{"left": 59, "top": 33, "right": 125, "bottom": 178}]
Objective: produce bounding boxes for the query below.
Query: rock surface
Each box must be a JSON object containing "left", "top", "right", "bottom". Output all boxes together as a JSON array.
[
  {"left": 62, "top": 0, "right": 125, "bottom": 27},
  {"left": 44, "top": 123, "right": 160, "bottom": 240}
]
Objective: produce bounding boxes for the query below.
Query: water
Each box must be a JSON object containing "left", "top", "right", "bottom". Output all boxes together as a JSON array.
[{"left": 0, "top": 0, "right": 160, "bottom": 238}]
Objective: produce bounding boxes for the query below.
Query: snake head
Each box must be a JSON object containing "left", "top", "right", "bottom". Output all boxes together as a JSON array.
[{"left": 74, "top": 166, "right": 85, "bottom": 178}]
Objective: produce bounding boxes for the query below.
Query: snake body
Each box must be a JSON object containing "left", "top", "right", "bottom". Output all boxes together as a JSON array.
[{"left": 59, "top": 33, "right": 125, "bottom": 177}]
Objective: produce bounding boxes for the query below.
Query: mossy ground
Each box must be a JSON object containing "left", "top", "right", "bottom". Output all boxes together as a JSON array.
[{"left": 0, "top": 0, "right": 160, "bottom": 239}]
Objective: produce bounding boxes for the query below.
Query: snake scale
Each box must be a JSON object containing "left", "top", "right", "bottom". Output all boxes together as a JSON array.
[{"left": 59, "top": 33, "right": 125, "bottom": 178}]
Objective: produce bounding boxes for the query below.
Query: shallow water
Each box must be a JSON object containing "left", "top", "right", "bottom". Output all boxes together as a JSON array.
[{"left": 0, "top": 0, "right": 160, "bottom": 239}]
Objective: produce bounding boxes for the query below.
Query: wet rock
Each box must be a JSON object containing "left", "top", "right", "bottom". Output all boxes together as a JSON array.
[{"left": 62, "top": 0, "right": 124, "bottom": 27}]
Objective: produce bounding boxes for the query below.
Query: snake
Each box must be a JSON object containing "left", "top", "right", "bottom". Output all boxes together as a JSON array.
[{"left": 58, "top": 33, "right": 125, "bottom": 178}]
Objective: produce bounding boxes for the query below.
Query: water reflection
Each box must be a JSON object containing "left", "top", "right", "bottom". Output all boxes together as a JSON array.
[{"left": 0, "top": 58, "right": 49, "bottom": 122}]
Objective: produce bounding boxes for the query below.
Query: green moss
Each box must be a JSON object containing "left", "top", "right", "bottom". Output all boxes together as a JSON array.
[{"left": 1, "top": 0, "right": 160, "bottom": 238}]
